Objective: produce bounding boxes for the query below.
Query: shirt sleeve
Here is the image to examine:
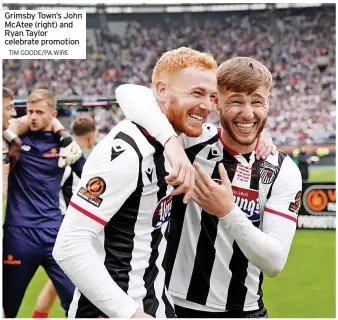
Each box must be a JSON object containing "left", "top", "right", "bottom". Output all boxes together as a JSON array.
[
  {"left": 70, "top": 154, "right": 86, "bottom": 178},
  {"left": 53, "top": 138, "right": 141, "bottom": 318},
  {"left": 219, "top": 156, "right": 302, "bottom": 277},
  {"left": 115, "top": 84, "right": 178, "bottom": 146}
]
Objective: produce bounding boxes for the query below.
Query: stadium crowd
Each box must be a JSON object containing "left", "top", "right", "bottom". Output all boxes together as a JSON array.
[{"left": 3, "top": 6, "right": 335, "bottom": 146}]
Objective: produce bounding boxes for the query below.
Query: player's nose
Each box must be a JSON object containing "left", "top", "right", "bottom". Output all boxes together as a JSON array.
[
  {"left": 11, "top": 108, "right": 17, "bottom": 118},
  {"left": 199, "top": 97, "right": 213, "bottom": 113},
  {"left": 241, "top": 103, "right": 255, "bottom": 120}
]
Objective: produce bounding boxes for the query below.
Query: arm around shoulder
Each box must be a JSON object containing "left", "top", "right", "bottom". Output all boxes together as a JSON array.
[{"left": 116, "top": 84, "right": 177, "bottom": 146}]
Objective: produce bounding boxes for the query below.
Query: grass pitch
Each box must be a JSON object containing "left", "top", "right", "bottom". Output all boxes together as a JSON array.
[{"left": 15, "top": 166, "right": 336, "bottom": 318}]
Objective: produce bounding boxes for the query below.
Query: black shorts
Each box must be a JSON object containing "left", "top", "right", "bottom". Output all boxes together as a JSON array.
[{"left": 174, "top": 304, "right": 268, "bottom": 318}]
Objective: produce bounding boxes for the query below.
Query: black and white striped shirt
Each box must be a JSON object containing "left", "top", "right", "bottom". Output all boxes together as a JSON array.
[
  {"left": 53, "top": 120, "right": 175, "bottom": 318},
  {"left": 165, "top": 124, "right": 301, "bottom": 312},
  {"left": 59, "top": 166, "right": 81, "bottom": 215}
]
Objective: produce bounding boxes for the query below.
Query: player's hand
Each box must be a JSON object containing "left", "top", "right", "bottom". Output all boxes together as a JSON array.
[
  {"left": 8, "top": 137, "right": 22, "bottom": 173},
  {"left": 58, "top": 140, "right": 82, "bottom": 168},
  {"left": 131, "top": 308, "right": 153, "bottom": 318},
  {"left": 191, "top": 163, "right": 234, "bottom": 218},
  {"left": 164, "top": 136, "right": 195, "bottom": 204},
  {"left": 255, "top": 129, "right": 276, "bottom": 160}
]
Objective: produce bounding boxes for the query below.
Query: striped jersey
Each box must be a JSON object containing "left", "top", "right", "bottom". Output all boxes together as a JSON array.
[
  {"left": 165, "top": 123, "right": 301, "bottom": 312},
  {"left": 59, "top": 165, "right": 81, "bottom": 215},
  {"left": 66, "top": 120, "right": 175, "bottom": 318}
]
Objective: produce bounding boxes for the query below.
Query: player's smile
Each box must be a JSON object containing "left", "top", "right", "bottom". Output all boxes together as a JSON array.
[
  {"left": 233, "top": 121, "right": 257, "bottom": 135},
  {"left": 188, "top": 113, "right": 206, "bottom": 122}
]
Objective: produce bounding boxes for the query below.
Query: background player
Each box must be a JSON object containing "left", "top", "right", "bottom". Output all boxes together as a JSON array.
[
  {"left": 32, "top": 116, "right": 97, "bottom": 318},
  {"left": 3, "top": 89, "right": 86, "bottom": 318},
  {"left": 2, "top": 87, "right": 21, "bottom": 204},
  {"left": 2, "top": 87, "right": 19, "bottom": 318},
  {"left": 116, "top": 56, "right": 302, "bottom": 318}
]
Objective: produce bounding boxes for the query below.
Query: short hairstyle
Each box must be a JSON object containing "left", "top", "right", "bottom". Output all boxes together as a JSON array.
[
  {"left": 27, "top": 89, "right": 56, "bottom": 110},
  {"left": 72, "top": 116, "right": 96, "bottom": 136},
  {"left": 152, "top": 47, "right": 217, "bottom": 84},
  {"left": 3, "top": 87, "right": 14, "bottom": 100},
  {"left": 216, "top": 57, "right": 273, "bottom": 94}
]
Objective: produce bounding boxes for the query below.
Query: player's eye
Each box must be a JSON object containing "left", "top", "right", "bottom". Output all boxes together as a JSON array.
[
  {"left": 253, "top": 101, "right": 264, "bottom": 107},
  {"left": 231, "top": 101, "right": 242, "bottom": 104},
  {"left": 192, "top": 91, "right": 201, "bottom": 97}
]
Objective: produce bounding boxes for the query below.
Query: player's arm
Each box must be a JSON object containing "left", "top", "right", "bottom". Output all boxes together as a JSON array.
[
  {"left": 3, "top": 128, "right": 22, "bottom": 172},
  {"left": 51, "top": 118, "right": 83, "bottom": 168},
  {"left": 8, "top": 115, "right": 29, "bottom": 136},
  {"left": 8, "top": 115, "right": 82, "bottom": 167},
  {"left": 116, "top": 84, "right": 177, "bottom": 146},
  {"left": 116, "top": 84, "right": 195, "bottom": 202},
  {"left": 53, "top": 139, "right": 149, "bottom": 318},
  {"left": 255, "top": 129, "right": 277, "bottom": 160},
  {"left": 191, "top": 157, "right": 302, "bottom": 277}
]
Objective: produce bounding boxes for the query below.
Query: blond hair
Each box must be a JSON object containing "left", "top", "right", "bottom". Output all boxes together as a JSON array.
[
  {"left": 27, "top": 89, "right": 56, "bottom": 110},
  {"left": 152, "top": 47, "right": 217, "bottom": 84},
  {"left": 3, "top": 87, "right": 14, "bottom": 100},
  {"left": 217, "top": 57, "right": 272, "bottom": 94}
]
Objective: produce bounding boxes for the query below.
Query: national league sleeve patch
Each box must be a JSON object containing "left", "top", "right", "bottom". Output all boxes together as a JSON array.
[
  {"left": 289, "top": 191, "right": 302, "bottom": 214},
  {"left": 77, "top": 176, "right": 106, "bottom": 207}
]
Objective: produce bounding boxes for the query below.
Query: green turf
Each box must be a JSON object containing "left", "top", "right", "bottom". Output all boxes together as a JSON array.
[
  {"left": 309, "top": 166, "right": 336, "bottom": 182},
  {"left": 263, "top": 230, "right": 336, "bottom": 318},
  {"left": 15, "top": 166, "right": 336, "bottom": 318}
]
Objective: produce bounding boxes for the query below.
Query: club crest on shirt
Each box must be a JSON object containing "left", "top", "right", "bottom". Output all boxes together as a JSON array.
[
  {"left": 232, "top": 186, "right": 260, "bottom": 222},
  {"left": 152, "top": 194, "right": 172, "bottom": 229},
  {"left": 77, "top": 176, "right": 106, "bottom": 207},
  {"left": 260, "top": 161, "right": 279, "bottom": 184}
]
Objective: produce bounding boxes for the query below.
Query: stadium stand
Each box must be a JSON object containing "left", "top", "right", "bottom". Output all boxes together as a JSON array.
[{"left": 3, "top": 4, "right": 335, "bottom": 146}]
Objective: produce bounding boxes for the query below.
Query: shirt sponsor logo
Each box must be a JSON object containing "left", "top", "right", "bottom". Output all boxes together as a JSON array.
[
  {"left": 153, "top": 194, "right": 172, "bottom": 229},
  {"left": 233, "top": 186, "right": 260, "bottom": 222},
  {"left": 213, "top": 180, "right": 260, "bottom": 221},
  {"left": 77, "top": 177, "right": 106, "bottom": 207},
  {"left": 43, "top": 147, "right": 59, "bottom": 158},
  {"left": 4, "top": 254, "right": 21, "bottom": 265}
]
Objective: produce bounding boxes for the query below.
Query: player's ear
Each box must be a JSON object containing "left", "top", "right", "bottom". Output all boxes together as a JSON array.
[
  {"left": 52, "top": 110, "right": 58, "bottom": 119},
  {"left": 214, "top": 97, "right": 221, "bottom": 111},
  {"left": 87, "top": 133, "right": 93, "bottom": 147},
  {"left": 154, "top": 80, "right": 168, "bottom": 103}
]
